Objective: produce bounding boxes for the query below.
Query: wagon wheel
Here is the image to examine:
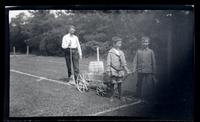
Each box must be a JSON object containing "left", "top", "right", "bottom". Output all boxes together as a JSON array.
[
  {"left": 76, "top": 74, "right": 89, "bottom": 93},
  {"left": 96, "top": 82, "right": 107, "bottom": 96}
]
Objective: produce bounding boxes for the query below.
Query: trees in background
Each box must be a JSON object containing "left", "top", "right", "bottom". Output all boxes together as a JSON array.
[{"left": 9, "top": 10, "right": 193, "bottom": 62}]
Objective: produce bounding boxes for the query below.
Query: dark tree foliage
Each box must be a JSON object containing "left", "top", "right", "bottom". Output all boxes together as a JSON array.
[{"left": 9, "top": 10, "right": 193, "bottom": 62}]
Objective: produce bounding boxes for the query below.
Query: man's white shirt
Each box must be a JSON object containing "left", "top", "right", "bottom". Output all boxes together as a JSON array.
[{"left": 62, "top": 33, "right": 82, "bottom": 57}]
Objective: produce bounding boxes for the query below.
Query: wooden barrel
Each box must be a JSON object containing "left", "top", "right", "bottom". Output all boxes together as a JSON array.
[
  {"left": 86, "top": 72, "right": 104, "bottom": 82},
  {"left": 86, "top": 47, "right": 104, "bottom": 82},
  {"left": 88, "top": 61, "right": 104, "bottom": 74}
]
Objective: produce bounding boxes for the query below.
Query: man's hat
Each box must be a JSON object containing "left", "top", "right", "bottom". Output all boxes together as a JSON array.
[{"left": 69, "top": 25, "right": 75, "bottom": 30}]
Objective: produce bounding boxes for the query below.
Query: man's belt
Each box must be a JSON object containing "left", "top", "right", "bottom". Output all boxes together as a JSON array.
[{"left": 66, "top": 48, "right": 78, "bottom": 50}]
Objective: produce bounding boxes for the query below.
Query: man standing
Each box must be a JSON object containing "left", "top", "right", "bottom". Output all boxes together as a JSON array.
[
  {"left": 132, "top": 36, "right": 157, "bottom": 102},
  {"left": 62, "top": 25, "right": 82, "bottom": 83}
]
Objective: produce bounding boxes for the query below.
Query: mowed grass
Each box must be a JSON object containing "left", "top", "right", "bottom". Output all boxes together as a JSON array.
[{"left": 10, "top": 55, "right": 138, "bottom": 117}]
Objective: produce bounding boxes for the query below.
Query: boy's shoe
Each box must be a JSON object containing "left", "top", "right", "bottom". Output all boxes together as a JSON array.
[
  {"left": 140, "top": 99, "right": 148, "bottom": 104},
  {"left": 120, "top": 97, "right": 126, "bottom": 102},
  {"left": 116, "top": 95, "right": 121, "bottom": 99},
  {"left": 124, "top": 97, "right": 133, "bottom": 101},
  {"left": 118, "top": 96, "right": 124, "bottom": 100},
  {"left": 133, "top": 96, "right": 141, "bottom": 101}
]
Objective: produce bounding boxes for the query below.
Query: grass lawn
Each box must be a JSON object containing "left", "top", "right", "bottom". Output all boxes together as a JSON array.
[{"left": 10, "top": 55, "right": 139, "bottom": 117}]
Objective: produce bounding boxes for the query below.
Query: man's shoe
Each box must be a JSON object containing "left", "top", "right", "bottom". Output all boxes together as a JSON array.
[{"left": 68, "top": 80, "right": 76, "bottom": 85}]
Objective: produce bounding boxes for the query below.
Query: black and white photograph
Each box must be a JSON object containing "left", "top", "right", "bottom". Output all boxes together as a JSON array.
[{"left": 5, "top": 5, "right": 195, "bottom": 120}]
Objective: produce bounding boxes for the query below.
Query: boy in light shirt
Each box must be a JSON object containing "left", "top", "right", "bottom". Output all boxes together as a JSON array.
[{"left": 106, "top": 36, "right": 130, "bottom": 102}]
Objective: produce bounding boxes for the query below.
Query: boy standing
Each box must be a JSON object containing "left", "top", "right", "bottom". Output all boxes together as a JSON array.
[
  {"left": 133, "top": 36, "right": 157, "bottom": 102},
  {"left": 106, "top": 36, "right": 130, "bottom": 102}
]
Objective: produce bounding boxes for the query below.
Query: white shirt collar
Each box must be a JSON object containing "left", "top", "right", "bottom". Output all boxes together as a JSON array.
[{"left": 113, "top": 48, "right": 120, "bottom": 55}]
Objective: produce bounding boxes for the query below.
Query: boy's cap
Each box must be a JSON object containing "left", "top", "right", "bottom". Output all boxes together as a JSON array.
[
  {"left": 112, "top": 36, "right": 122, "bottom": 42},
  {"left": 141, "top": 36, "right": 150, "bottom": 43},
  {"left": 141, "top": 36, "right": 150, "bottom": 41}
]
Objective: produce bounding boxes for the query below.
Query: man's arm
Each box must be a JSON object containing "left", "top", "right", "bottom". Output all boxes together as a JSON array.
[{"left": 76, "top": 37, "right": 82, "bottom": 59}]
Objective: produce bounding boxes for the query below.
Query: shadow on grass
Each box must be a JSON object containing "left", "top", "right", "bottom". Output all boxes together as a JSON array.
[
  {"left": 123, "top": 90, "right": 137, "bottom": 97},
  {"left": 58, "top": 77, "right": 69, "bottom": 82}
]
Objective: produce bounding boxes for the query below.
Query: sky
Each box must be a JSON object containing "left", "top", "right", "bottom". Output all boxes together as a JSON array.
[
  {"left": 8, "top": 10, "right": 69, "bottom": 23},
  {"left": 9, "top": 10, "right": 30, "bottom": 22},
  {"left": 8, "top": 9, "right": 192, "bottom": 23}
]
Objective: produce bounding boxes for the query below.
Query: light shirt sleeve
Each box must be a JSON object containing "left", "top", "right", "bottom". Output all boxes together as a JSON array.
[
  {"left": 76, "top": 37, "right": 82, "bottom": 57},
  {"left": 61, "top": 35, "right": 70, "bottom": 49},
  {"left": 120, "top": 51, "right": 127, "bottom": 67}
]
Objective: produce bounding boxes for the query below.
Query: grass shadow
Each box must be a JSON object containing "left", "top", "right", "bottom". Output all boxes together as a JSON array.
[
  {"left": 58, "top": 77, "right": 69, "bottom": 82},
  {"left": 123, "top": 90, "right": 137, "bottom": 98}
]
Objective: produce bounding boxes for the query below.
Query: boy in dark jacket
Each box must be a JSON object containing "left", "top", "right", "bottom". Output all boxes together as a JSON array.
[{"left": 133, "top": 36, "right": 157, "bottom": 102}]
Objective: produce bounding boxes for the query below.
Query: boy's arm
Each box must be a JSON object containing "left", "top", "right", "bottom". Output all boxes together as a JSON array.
[
  {"left": 121, "top": 51, "right": 130, "bottom": 74},
  {"left": 124, "top": 66, "right": 130, "bottom": 74}
]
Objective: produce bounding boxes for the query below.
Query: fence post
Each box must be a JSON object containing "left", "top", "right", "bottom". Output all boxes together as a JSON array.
[
  {"left": 13, "top": 46, "right": 15, "bottom": 56},
  {"left": 97, "top": 47, "right": 99, "bottom": 61},
  {"left": 27, "top": 45, "right": 29, "bottom": 56}
]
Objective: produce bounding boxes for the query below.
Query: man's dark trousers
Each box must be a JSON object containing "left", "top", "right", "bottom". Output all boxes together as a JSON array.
[{"left": 64, "top": 48, "right": 79, "bottom": 81}]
